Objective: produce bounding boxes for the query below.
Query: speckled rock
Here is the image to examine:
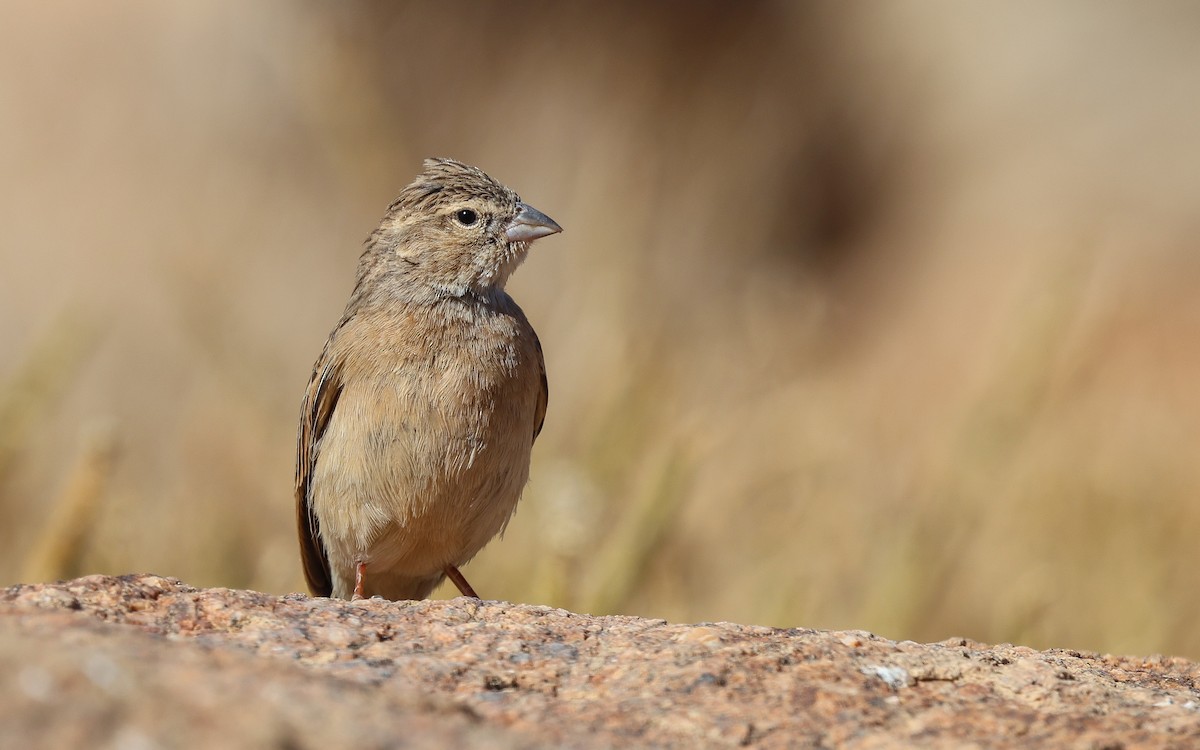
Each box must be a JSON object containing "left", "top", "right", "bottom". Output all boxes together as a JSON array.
[{"left": 1, "top": 575, "right": 1197, "bottom": 748}]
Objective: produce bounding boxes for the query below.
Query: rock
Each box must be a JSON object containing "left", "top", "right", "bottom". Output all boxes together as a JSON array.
[{"left": 1, "top": 575, "right": 1197, "bottom": 748}]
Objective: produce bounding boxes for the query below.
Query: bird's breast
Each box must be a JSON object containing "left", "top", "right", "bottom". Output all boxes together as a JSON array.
[{"left": 310, "top": 302, "right": 542, "bottom": 570}]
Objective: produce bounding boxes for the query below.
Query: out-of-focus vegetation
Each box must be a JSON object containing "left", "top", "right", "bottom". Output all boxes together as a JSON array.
[{"left": 3, "top": 2, "right": 1200, "bottom": 657}]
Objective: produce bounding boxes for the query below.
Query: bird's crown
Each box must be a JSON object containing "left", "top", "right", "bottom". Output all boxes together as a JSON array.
[{"left": 388, "top": 157, "right": 517, "bottom": 216}]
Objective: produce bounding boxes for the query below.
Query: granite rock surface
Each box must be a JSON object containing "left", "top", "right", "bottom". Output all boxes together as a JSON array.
[{"left": 2, "top": 575, "right": 1197, "bottom": 748}]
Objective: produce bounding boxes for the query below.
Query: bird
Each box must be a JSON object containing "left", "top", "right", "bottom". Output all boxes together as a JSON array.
[{"left": 295, "top": 158, "right": 560, "bottom": 601}]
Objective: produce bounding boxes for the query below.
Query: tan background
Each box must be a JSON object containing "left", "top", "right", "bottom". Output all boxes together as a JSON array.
[{"left": 2, "top": 2, "right": 1199, "bottom": 657}]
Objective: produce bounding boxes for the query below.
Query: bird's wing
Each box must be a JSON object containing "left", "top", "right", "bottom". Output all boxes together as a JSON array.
[
  {"left": 532, "top": 327, "right": 548, "bottom": 443},
  {"left": 295, "top": 344, "right": 344, "bottom": 598}
]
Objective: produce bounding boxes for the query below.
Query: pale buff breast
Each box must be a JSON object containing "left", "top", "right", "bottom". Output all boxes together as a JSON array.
[{"left": 308, "top": 299, "right": 542, "bottom": 598}]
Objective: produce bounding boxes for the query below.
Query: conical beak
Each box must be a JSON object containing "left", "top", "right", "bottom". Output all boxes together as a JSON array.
[{"left": 504, "top": 203, "right": 562, "bottom": 243}]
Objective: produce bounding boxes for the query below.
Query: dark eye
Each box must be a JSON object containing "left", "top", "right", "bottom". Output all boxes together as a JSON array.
[{"left": 455, "top": 209, "right": 478, "bottom": 226}]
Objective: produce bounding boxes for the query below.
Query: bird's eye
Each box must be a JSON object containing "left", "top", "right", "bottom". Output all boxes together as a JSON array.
[{"left": 455, "top": 209, "right": 478, "bottom": 226}]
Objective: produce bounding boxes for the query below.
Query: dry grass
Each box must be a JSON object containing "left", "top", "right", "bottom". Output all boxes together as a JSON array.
[{"left": 3, "top": 2, "right": 1200, "bottom": 658}]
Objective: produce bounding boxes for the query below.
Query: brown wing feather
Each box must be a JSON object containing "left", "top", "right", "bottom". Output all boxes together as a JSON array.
[
  {"left": 532, "top": 328, "right": 548, "bottom": 443},
  {"left": 295, "top": 353, "right": 343, "bottom": 597}
]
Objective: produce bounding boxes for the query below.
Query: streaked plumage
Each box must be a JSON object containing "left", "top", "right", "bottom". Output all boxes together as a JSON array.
[{"left": 296, "top": 158, "right": 559, "bottom": 600}]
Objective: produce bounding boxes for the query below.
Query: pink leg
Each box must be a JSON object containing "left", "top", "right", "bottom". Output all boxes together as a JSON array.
[
  {"left": 352, "top": 560, "right": 367, "bottom": 600},
  {"left": 444, "top": 565, "right": 479, "bottom": 598}
]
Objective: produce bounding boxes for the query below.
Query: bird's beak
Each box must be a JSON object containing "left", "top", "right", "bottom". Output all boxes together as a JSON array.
[{"left": 504, "top": 203, "right": 562, "bottom": 243}]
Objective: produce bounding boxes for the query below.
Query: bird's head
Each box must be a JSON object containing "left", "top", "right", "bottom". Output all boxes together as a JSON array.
[{"left": 364, "top": 158, "right": 561, "bottom": 299}]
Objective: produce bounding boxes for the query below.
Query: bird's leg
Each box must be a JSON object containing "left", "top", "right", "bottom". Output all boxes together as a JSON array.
[
  {"left": 352, "top": 560, "right": 367, "bottom": 600},
  {"left": 444, "top": 565, "right": 479, "bottom": 598}
]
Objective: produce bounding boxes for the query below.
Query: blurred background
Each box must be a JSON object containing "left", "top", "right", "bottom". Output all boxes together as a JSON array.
[{"left": 3, "top": 1, "right": 1200, "bottom": 658}]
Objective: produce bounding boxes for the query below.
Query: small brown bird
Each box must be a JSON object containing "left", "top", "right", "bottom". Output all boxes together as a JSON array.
[{"left": 295, "top": 158, "right": 560, "bottom": 601}]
